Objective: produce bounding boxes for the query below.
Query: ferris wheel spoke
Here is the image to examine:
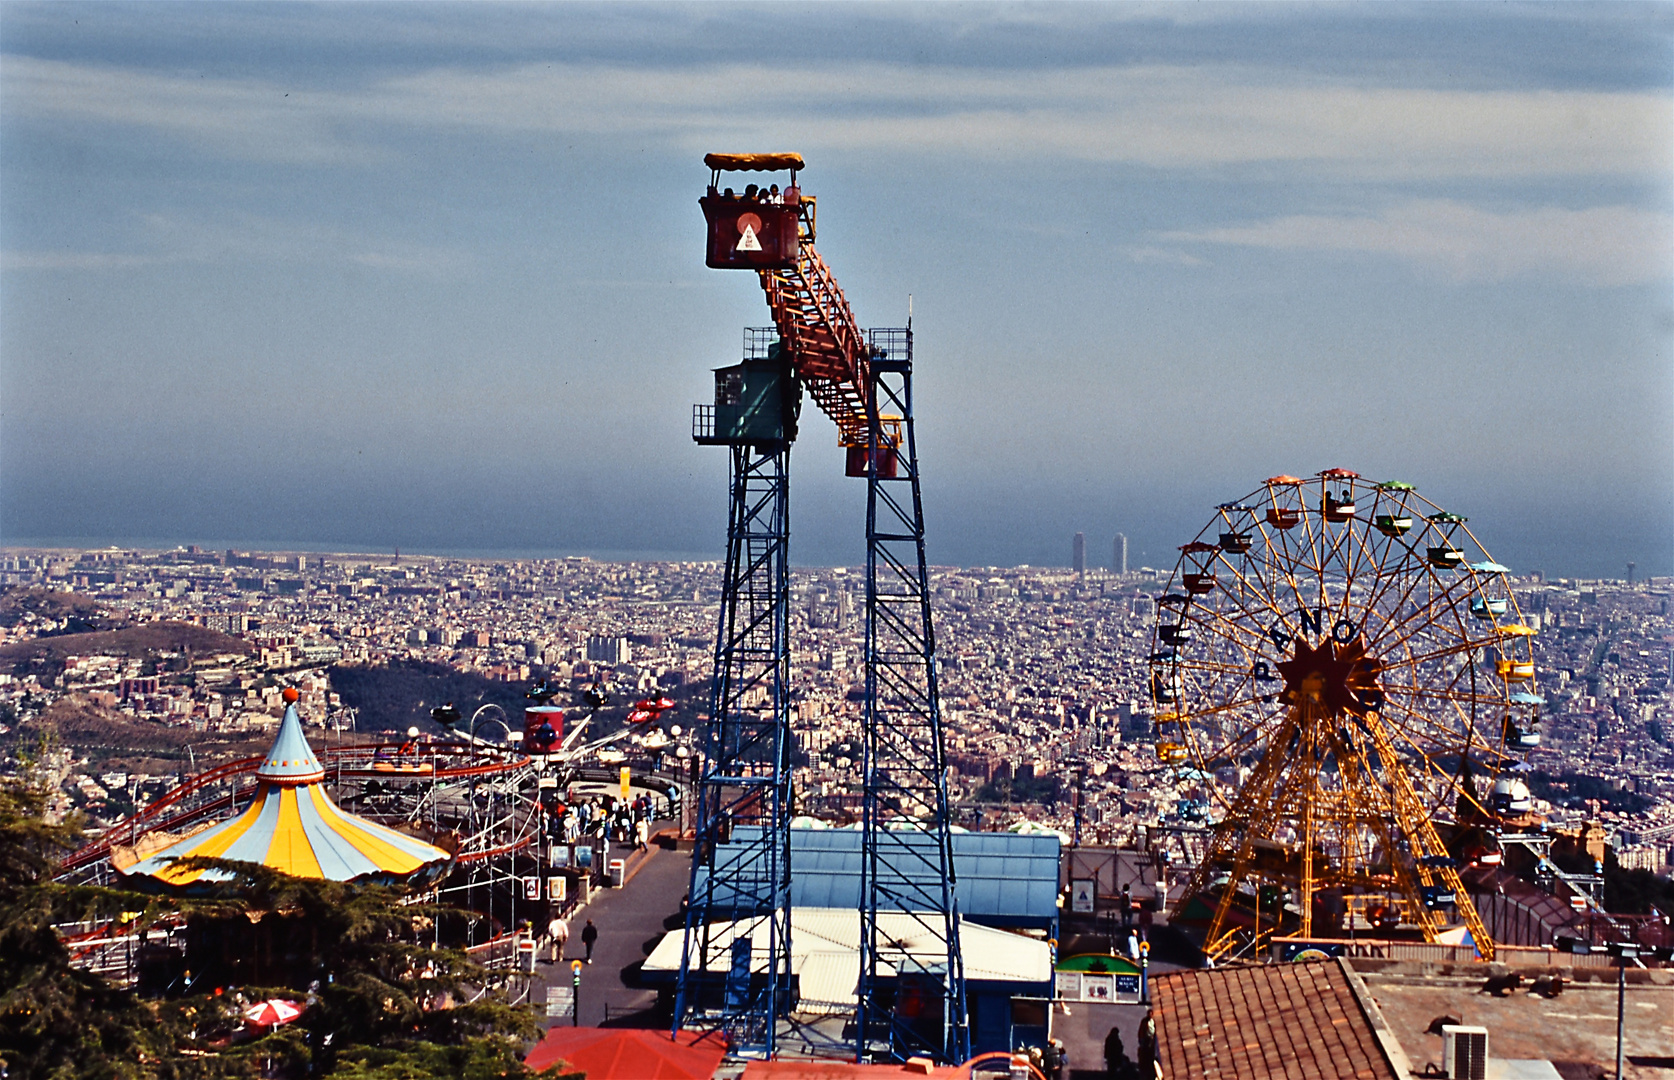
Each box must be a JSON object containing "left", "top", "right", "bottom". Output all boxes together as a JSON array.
[
  {"left": 1374, "top": 692, "right": 1490, "bottom": 767},
  {"left": 1366, "top": 587, "right": 1480, "bottom": 659}
]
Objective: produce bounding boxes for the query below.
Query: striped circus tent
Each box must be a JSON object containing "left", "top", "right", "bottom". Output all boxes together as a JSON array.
[{"left": 119, "top": 690, "right": 453, "bottom": 889}]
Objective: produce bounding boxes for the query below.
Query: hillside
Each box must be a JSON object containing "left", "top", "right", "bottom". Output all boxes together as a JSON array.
[
  {"left": 12, "top": 696, "right": 274, "bottom": 774},
  {"left": 0, "top": 585, "right": 114, "bottom": 632},
  {"left": 0, "top": 620, "right": 252, "bottom": 678}
]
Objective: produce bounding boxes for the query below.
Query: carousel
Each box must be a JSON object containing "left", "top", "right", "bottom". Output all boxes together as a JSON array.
[{"left": 116, "top": 689, "right": 455, "bottom": 890}]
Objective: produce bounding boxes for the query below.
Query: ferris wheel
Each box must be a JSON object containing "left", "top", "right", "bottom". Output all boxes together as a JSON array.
[{"left": 1148, "top": 469, "right": 1541, "bottom": 961}]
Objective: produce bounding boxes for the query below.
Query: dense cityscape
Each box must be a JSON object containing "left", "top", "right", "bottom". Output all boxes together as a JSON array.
[{"left": 5, "top": 541, "right": 1671, "bottom": 877}]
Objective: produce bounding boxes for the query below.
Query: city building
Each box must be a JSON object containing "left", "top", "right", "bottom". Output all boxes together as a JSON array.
[{"left": 586, "top": 634, "right": 631, "bottom": 665}]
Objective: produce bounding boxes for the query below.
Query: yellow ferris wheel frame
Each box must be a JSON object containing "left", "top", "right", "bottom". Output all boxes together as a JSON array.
[{"left": 1150, "top": 469, "right": 1541, "bottom": 962}]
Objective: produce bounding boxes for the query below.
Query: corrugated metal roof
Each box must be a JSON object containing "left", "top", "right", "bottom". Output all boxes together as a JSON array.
[
  {"left": 692, "top": 827, "right": 1060, "bottom": 928},
  {"left": 644, "top": 907, "right": 1052, "bottom": 993}
]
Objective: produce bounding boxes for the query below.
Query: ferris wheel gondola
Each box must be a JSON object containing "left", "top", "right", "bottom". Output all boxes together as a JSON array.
[{"left": 1151, "top": 469, "right": 1541, "bottom": 961}]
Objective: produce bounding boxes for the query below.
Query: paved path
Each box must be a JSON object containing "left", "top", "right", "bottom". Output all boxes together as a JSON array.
[{"left": 533, "top": 841, "right": 692, "bottom": 1029}]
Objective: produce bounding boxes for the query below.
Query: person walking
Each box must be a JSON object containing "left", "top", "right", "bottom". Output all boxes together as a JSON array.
[
  {"left": 547, "top": 916, "right": 569, "bottom": 963},
  {"left": 1103, "top": 1023, "right": 1130, "bottom": 1080},
  {"left": 1136, "top": 1011, "right": 1156, "bottom": 1076},
  {"left": 1120, "top": 884, "right": 1133, "bottom": 928},
  {"left": 581, "top": 919, "right": 598, "bottom": 964},
  {"left": 635, "top": 816, "right": 650, "bottom": 852}
]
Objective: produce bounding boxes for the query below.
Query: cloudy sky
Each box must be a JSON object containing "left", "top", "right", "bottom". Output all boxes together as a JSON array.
[{"left": 2, "top": 3, "right": 1670, "bottom": 576}]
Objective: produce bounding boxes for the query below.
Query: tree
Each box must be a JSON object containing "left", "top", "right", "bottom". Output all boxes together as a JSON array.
[
  {"left": 0, "top": 770, "right": 172, "bottom": 1078},
  {"left": 0, "top": 770, "right": 575, "bottom": 1079}
]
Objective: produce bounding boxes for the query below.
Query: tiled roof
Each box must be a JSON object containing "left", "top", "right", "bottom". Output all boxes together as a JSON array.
[{"left": 1152, "top": 959, "right": 1400, "bottom": 1080}]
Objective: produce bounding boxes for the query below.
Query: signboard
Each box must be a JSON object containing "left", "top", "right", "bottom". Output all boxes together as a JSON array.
[
  {"left": 1070, "top": 879, "right": 1096, "bottom": 914},
  {"left": 1279, "top": 941, "right": 1345, "bottom": 963},
  {"left": 523, "top": 876, "right": 541, "bottom": 901},
  {"left": 550, "top": 844, "right": 570, "bottom": 868},
  {"left": 620, "top": 766, "right": 632, "bottom": 800},
  {"left": 547, "top": 876, "right": 566, "bottom": 902},
  {"left": 545, "top": 984, "right": 574, "bottom": 1018},
  {"left": 1057, "top": 969, "right": 1144, "bottom": 1003}
]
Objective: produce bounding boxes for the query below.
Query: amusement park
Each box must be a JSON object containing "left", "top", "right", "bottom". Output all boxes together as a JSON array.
[{"left": 9, "top": 144, "right": 1672, "bottom": 1080}]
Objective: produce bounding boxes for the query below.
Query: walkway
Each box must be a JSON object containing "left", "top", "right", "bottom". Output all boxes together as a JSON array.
[{"left": 533, "top": 839, "right": 693, "bottom": 1029}]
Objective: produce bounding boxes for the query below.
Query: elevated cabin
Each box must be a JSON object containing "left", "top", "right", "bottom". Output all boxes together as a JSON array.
[
  {"left": 1469, "top": 597, "right": 1510, "bottom": 620},
  {"left": 699, "top": 152, "right": 808, "bottom": 271},
  {"left": 1374, "top": 515, "right": 1413, "bottom": 537},
  {"left": 1428, "top": 546, "right": 1466, "bottom": 570},
  {"left": 693, "top": 349, "right": 802, "bottom": 449},
  {"left": 1182, "top": 573, "right": 1217, "bottom": 595}
]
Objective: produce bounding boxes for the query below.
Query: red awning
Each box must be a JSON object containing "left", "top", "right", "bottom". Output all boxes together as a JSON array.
[{"left": 525, "top": 1028, "right": 729, "bottom": 1080}]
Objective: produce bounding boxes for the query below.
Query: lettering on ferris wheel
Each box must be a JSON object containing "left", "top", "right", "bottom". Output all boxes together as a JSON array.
[
  {"left": 1251, "top": 609, "right": 1382, "bottom": 710},
  {"left": 1265, "top": 608, "right": 1359, "bottom": 651}
]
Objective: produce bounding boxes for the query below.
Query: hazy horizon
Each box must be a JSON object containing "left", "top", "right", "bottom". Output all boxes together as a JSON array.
[{"left": 4, "top": 4, "right": 1670, "bottom": 581}]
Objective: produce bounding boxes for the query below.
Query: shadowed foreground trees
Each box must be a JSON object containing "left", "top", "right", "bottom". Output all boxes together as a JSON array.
[{"left": 0, "top": 773, "right": 577, "bottom": 1079}]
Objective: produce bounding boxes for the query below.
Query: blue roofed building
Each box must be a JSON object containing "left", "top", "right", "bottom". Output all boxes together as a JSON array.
[
  {"left": 662, "top": 824, "right": 1061, "bottom": 1052},
  {"left": 692, "top": 825, "right": 1061, "bottom": 936}
]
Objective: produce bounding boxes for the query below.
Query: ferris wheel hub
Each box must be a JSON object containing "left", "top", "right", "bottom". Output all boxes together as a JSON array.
[{"left": 1276, "top": 637, "right": 1383, "bottom": 717}]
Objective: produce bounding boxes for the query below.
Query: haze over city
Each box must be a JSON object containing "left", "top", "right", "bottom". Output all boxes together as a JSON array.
[{"left": 2, "top": 3, "right": 1670, "bottom": 577}]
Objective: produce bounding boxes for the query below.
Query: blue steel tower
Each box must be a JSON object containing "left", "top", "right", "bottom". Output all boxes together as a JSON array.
[
  {"left": 678, "top": 153, "right": 966, "bottom": 1065},
  {"left": 677, "top": 381, "right": 795, "bottom": 1053},
  {"left": 856, "top": 327, "right": 969, "bottom": 1064}
]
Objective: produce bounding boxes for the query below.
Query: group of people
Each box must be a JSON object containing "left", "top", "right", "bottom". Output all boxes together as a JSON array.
[
  {"left": 545, "top": 791, "right": 664, "bottom": 849},
  {"left": 1103, "top": 1012, "right": 1157, "bottom": 1080}
]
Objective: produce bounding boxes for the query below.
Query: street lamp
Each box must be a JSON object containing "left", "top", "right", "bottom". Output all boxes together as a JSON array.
[
  {"left": 570, "top": 959, "right": 584, "bottom": 1027},
  {"left": 1558, "top": 935, "right": 1674, "bottom": 1078}
]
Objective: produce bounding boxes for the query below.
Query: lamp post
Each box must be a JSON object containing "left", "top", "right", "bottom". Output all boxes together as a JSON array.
[
  {"left": 571, "top": 959, "right": 584, "bottom": 1027},
  {"left": 1557, "top": 936, "right": 1674, "bottom": 1078}
]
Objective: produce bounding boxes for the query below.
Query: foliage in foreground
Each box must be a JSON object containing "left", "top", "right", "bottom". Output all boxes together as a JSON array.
[{"left": 0, "top": 770, "right": 575, "bottom": 1079}]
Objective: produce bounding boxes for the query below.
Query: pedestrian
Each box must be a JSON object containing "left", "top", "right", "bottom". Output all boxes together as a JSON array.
[
  {"left": 635, "top": 816, "right": 650, "bottom": 852},
  {"left": 1103, "top": 1023, "right": 1130, "bottom": 1080},
  {"left": 1136, "top": 1011, "right": 1156, "bottom": 1075},
  {"left": 547, "top": 916, "right": 569, "bottom": 963},
  {"left": 1041, "top": 1038, "right": 1062, "bottom": 1080},
  {"left": 581, "top": 919, "right": 598, "bottom": 963}
]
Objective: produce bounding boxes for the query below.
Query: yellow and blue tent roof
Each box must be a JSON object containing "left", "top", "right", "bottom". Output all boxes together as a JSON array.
[{"left": 121, "top": 702, "right": 452, "bottom": 888}]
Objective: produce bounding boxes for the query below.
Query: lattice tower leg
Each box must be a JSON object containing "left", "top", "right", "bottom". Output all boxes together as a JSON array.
[
  {"left": 857, "top": 333, "right": 969, "bottom": 1065},
  {"left": 675, "top": 445, "right": 795, "bottom": 1056}
]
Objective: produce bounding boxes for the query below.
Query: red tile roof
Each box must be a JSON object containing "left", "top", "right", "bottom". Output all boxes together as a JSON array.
[{"left": 1152, "top": 958, "right": 1400, "bottom": 1080}]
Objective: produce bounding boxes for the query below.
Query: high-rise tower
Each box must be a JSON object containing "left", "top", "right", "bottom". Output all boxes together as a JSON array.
[
  {"left": 1072, "top": 532, "right": 1086, "bottom": 576},
  {"left": 1113, "top": 533, "right": 1128, "bottom": 575}
]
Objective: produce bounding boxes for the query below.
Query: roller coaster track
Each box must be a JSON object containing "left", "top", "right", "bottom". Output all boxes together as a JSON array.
[{"left": 62, "top": 742, "right": 534, "bottom": 874}]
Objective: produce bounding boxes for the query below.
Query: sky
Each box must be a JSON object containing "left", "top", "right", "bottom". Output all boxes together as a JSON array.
[{"left": 2, "top": 2, "right": 1671, "bottom": 578}]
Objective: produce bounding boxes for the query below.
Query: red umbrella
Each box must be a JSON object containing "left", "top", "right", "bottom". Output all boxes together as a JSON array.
[
  {"left": 525, "top": 1027, "right": 727, "bottom": 1079},
  {"left": 243, "top": 999, "right": 304, "bottom": 1028}
]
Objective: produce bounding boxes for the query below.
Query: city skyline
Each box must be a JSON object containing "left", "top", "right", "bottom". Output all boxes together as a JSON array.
[{"left": 2, "top": 4, "right": 1669, "bottom": 578}]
